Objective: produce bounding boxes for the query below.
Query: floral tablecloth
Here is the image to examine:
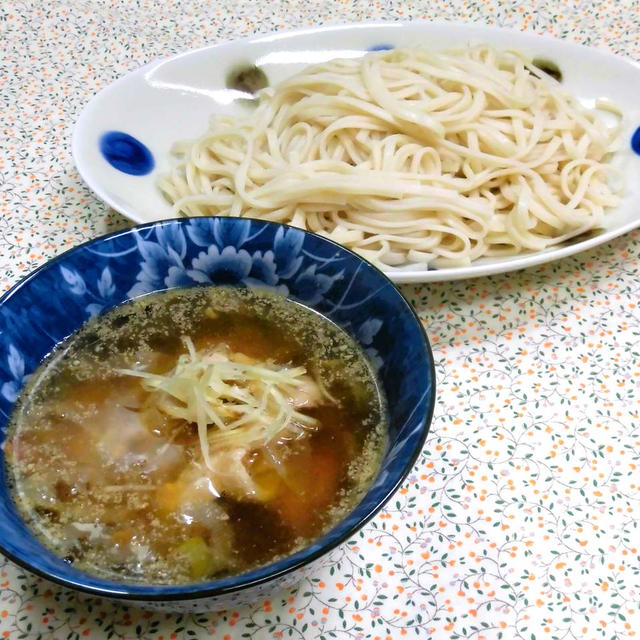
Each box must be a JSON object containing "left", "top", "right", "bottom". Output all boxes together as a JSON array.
[{"left": 2, "top": 1, "right": 640, "bottom": 638}]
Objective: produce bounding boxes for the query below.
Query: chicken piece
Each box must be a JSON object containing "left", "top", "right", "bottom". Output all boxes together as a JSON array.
[
  {"left": 170, "top": 448, "right": 262, "bottom": 504},
  {"left": 159, "top": 444, "right": 281, "bottom": 524},
  {"left": 211, "top": 448, "right": 266, "bottom": 500}
]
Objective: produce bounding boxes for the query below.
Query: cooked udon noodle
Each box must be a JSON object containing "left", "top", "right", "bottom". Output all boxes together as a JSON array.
[{"left": 158, "top": 46, "right": 622, "bottom": 269}]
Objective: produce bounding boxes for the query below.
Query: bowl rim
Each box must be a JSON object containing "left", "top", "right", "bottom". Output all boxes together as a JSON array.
[{"left": 0, "top": 216, "right": 436, "bottom": 601}]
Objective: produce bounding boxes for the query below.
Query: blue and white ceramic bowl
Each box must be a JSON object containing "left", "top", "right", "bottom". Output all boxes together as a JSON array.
[{"left": 0, "top": 217, "right": 435, "bottom": 612}]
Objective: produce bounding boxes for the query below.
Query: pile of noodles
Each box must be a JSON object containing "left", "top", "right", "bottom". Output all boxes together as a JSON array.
[{"left": 158, "top": 46, "right": 621, "bottom": 269}]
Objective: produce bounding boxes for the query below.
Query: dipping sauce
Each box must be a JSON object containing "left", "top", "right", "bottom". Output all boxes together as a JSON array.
[{"left": 4, "top": 286, "right": 386, "bottom": 584}]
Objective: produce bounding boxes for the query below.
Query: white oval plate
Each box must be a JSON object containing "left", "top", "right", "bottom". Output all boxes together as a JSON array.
[{"left": 73, "top": 21, "right": 640, "bottom": 283}]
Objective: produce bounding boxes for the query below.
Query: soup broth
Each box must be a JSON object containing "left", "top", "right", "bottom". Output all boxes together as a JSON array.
[{"left": 3, "top": 287, "right": 386, "bottom": 584}]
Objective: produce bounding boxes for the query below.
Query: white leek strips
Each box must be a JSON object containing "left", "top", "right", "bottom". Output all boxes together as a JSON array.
[
  {"left": 118, "top": 338, "right": 322, "bottom": 471},
  {"left": 158, "top": 46, "right": 622, "bottom": 269}
]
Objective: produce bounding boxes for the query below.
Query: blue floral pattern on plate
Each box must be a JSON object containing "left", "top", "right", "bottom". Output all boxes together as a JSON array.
[{"left": 0, "top": 217, "right": 434, "bottom": 611}]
